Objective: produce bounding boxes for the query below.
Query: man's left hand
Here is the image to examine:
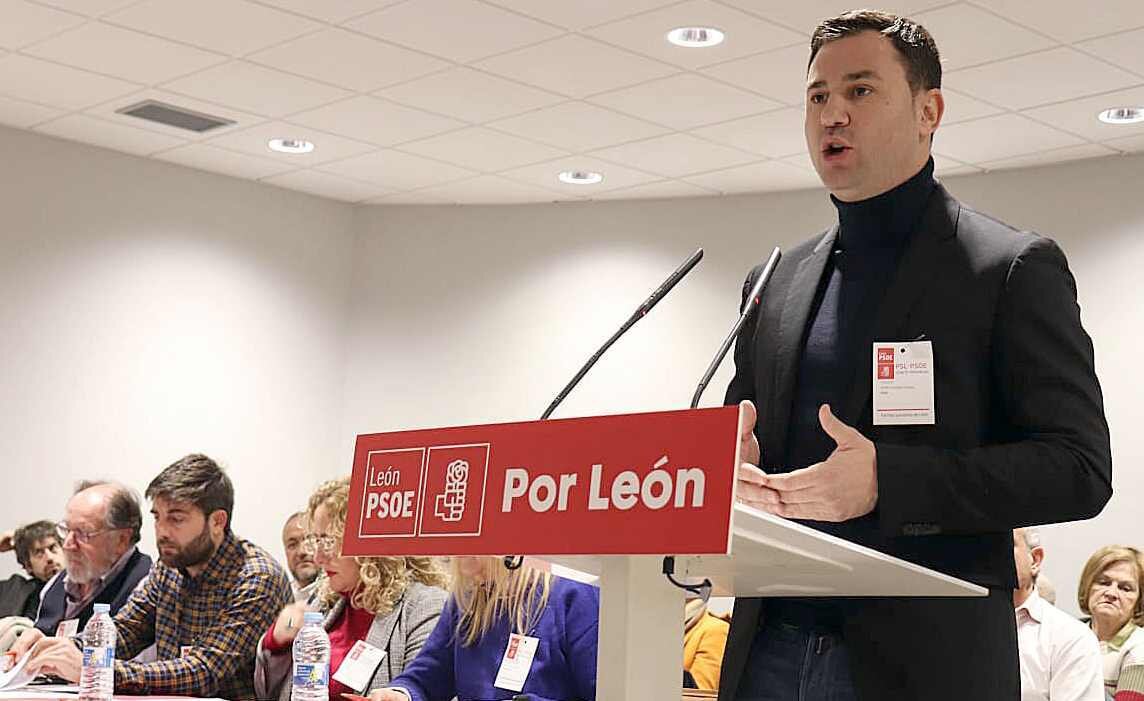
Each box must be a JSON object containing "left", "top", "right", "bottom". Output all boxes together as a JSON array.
[
  {"left": 25, "top": 636, "right": 83, "bottom": 682},
  {"left": 754, "top": 404, "right": 878, "bottom": 522}
]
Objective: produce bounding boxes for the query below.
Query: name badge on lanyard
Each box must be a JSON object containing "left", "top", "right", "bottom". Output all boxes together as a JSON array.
[
  {"left": 56, "top": 619, "right": 80, "bottom": 639},
  {"left": 872, "top": 341, "right": 936, "bottom": 425},
  {"left": 333, "top": 640, "right": 387, "bottom": 693},
  {"left": 493, "top": 633, "right": 539, "bottom": 693}
]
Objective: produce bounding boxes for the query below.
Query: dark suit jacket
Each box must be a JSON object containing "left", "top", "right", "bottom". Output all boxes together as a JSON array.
[
  {"left": 719, "top": 183, "right": 1112, "bottom": 701},
  {"left": 34, "top": 548, "right": 152, "bottom": 636}
]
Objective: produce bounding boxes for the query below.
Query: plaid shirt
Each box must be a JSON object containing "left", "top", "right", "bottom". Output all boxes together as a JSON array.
[{"left": 112, "top": 531, "right": 291, "bottom": 700}]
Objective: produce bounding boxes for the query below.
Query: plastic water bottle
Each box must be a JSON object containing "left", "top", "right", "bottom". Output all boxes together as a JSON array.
[
  {"left": 79, "top": 603, "right": 116, "bottom": 701},
  {"left": 291, "top": 611, "right": 330, "bottom": 701}
]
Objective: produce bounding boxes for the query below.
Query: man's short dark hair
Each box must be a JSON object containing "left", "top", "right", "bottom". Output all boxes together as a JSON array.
[
  {"left": 146, "top": 454, "right": 235, "bottom": 531},
  {"left": 75, "top": 480, "right": 143, "bottom": 544},
  {"left": 13, "top": 520, "right": 57, "bottom": 570},
  {"left": 809, "top": 10, "right": 942, "bottom": 93}
]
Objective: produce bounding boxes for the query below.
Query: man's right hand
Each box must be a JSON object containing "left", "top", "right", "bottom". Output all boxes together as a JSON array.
[
  {"left": 735, "top": 400, "right": 784, "bottom": 511},
  {"left": 9, "top": 627, "right": 45, "bottom": 658}
]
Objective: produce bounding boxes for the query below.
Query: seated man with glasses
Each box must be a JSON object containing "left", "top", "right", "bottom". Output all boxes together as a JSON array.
[
  {"left": 36, "top": 481, "right": 152, "bottom": 639},
  {"left": 15, "top": 454, "right": 291, "bottom": 700}
]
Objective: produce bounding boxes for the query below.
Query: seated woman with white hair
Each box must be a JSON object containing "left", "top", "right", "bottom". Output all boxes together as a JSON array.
[{"left": 1077, "top": 545, "right": 1144, "bottom": 700}]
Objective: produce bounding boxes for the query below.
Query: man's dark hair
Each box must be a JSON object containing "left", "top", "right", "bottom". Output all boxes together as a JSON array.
[
  {"left": 146, "top": 454, "right": 235, "bottom": 531},
  {"left": 75, "top": 480, "right": 143, "bottom": 544},
  {"left": 809, "top": 10, "right": 942, "bottom": 93},
  {"left": 13, "top": 520, "right": 57, "bottom": 570}
]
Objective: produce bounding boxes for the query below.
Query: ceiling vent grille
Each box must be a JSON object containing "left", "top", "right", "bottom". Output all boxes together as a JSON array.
[{"left": 115, "top": 100, "right": 235, "bottom": 133}]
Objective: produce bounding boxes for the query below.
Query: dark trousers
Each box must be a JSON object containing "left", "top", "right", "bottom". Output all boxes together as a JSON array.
[{"left": 735, "top": 623, "right": 857, "bottom": 701}]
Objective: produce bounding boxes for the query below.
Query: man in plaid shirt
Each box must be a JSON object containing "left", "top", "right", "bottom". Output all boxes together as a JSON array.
[{"left": 18, "top": 454, "right": 292, "bottom": 700}]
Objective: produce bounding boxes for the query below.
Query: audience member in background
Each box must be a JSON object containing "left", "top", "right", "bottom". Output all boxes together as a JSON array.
[
  {"left": 281, "top": 511, "right": 320, "bottom": 601},
  {"left": 256, "top": 478, "right": 448, "bottom": 701},
  {"left": 1078, "top": 545, "right": 1144, "bottom": 700},
  {"left": 15, "top": 454, "right": 291, "bottom": 700},
  {"left": 36, "top": 482, "right": 152, "bottom": 638},
  {"left": 369, "top": 556, "right": 599, "bottom": 701},
  {"left": 1012, "top": 528, "right": 1103, "bottom": 701},
  {"left": 0, "top": 521, "right": 63, "bottom": 651},
  {"left": 1039, "top": 574, "right": 1059, "bottom": 606},
  {"left": 683, "top": 582, "right": 730, "bottom": 691}
]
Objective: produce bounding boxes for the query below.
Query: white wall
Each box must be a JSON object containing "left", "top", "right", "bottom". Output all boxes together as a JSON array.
[
  {"left": 345, "top": 153, "right": 1144, "bottom": 616},
  {"left": 3, "top": 121, "right": 1140, "bottom": 618},
  {"left": 0, "top": 125, "right": 357, "bottom": 577}
]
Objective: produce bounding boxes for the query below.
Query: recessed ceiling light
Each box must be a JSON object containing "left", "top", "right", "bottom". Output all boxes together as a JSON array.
[
  {"left": 558, "top": 170, "right": 604, "bottom": 186},
  {"left": 267, "top": 138, "right": 314, "bottom": 154},
  {"left": 1098, "top": 107, "right": 1144, "bottom": 125},
  {"left": 666, "top": 26, "right": 725, "bottom": 48}
]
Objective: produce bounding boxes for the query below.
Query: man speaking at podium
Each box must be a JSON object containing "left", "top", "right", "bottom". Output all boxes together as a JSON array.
[{"left": 720, "top": 10, "right": 1112, "bottom": 701}]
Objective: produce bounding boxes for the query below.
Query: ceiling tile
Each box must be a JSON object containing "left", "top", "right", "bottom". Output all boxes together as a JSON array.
[
  {"left": 376, "top": 67, "right": 565, "bottom": 124},
  {"left": 486, "top": 0, "right": 678, "bottom": 30},
  {"left": 500, "top": 155, "right": 659, "bottom": 194},
  {"left": 0, "top": 1, "right": 85, "bottom": 50},
  {"left": 933, "top": 113, "right": 1084, "bottom": 164},
  {"left": 155, "top": 143, "right": 296, "bottom": 180},
  {"left": 247, "top": 28, "right": 449, "bottom": 92},
  {"left": 946, "top": 48, "right": 1141, "bottom": 111},
  {"left": 366, "top": 190, "right": 456, "bottom": 205},
  {"left": 593, "top": 179, "right": 717, "bottom": 200},
  {"left": 251, "top": 0, "right": 401, "bottom": 23},
  {"left": 699, "top": 44, "right": 811, "bottom": 106},
  {"left": 967, "top": 0, "right": 1144, "bottom": 43},
  {"left": 590, "top": 133, "right": 758, "bottom": 177},
  {"left": 936, "top": 165, "right": 981, "bottom": 178},
  {"left": 262, "top": 169, "right": 390, "bottom": 203},
  {"left": 912, "top": 4, "right": 1055, "bottom": 71},
  {"left": 32, "top": 0, "right": 141, "bottom": 17},
  {"left": 34, "top": 113, "right": 188, "bottom": 155},
  {"left": 488, "top": 101, "right": 669, "bottom": 152},
  {"left": 207, "top": 120, "right": 375, "bottom": 165},
  {"left": 290, "top": 95, "right": 465, "bottom": 147},
  {"left": 587, "top": 0, "right": 804, "bottom": 70},
  {"left": 1076, "top": 27, "right": 1144, "bottom": 78},
  {"left": 1104, "top": 134, "right": 1144, "bottom": 153},
  {"left": 161, "top": 61, "right": 352, "bottom": 117},
  {"left": 398, "top": 127, "right": 568, "bottom": 172},
  {"left": 1023, "top": 86, "right": 1144, "bottom": 141},
  {"left": 940, "top": 88, "right": 1005, "bottom": 126},
  {"left": 106, "top": 0, "right": 320, "bottom": 56},
  {"left": 716, "top": 1, "right": 949, "bottom": 36},
  {"left": 414, "top": 175, "right": 568, "bottom": 204},
  {"left": 25, "top": 22, "right": 227, "bottom": 85},
  {"left": 932, "top": 153, "right": 974, "bottom": 174},
  {"left": 475, "top": 35, "right": 678, "bottom": 98},
  {"left": 683, "top": 159, "right": 821, "bottom": 193},
  {"left": 83, "top": 88, "right": 263, "bottom": 141},
  {"left": 0, "top": 94, "right": 64, "bottom": 128},
  {"left": 589, "top": 73, "right": 778, "bottom": 130},
  {"left": 978, "top": 143, "right": 1118, "bottom": 172},
  {"left": 317, "top": 150, "right": 478, "bottom": 190},
  {"left": 0, "top": 54, "right": 140, "bottom": 110},
  {"left": 347, "top": 0, "right": 564, "bottom": 63},
  {"left": 690, "top": 106, "right": 805, "bottom": 158}
]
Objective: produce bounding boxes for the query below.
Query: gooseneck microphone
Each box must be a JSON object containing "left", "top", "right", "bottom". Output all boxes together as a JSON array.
[
  {"left": 690, "top": 246, "right": 781, "bottom": 409},
  {"left": 504, "top": 248, "right": 705, "bottom": 571},
  {"left": 539, "top": 248, "right": 704, "bottom": 420}
]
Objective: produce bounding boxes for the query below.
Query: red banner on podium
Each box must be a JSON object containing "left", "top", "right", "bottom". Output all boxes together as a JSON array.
[{"left": 342, "top": 406, "right": 741, "bottom": 557}]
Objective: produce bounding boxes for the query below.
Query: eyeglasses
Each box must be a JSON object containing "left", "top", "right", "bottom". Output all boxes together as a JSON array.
[
  {"left": 55, "top": 522, "right": 124, "bottom": 545},
  {"left": 301, "top": 534, "right": 340, "bottom": 555}
]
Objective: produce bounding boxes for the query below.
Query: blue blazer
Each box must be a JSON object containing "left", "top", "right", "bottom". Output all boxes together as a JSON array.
[{"left": 390, "top": 576, "right": 599, "bottom": 701}]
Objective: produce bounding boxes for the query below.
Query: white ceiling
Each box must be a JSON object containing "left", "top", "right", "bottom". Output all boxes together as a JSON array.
[{"left": 1, "top": 0, "right": 1142, "bottom": 205}]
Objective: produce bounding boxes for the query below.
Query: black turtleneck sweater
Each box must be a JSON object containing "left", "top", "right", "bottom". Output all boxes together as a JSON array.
[{"left": 768, "top": 159, "right": 936, "bottom": 630}]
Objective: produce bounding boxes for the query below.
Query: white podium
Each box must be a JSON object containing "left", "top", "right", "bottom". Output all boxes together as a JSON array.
[{"left": 548, "top": 503, "right": 986, "bottom": 701}]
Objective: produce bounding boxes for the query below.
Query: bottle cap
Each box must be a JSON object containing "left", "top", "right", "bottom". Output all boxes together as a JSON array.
[
  {"left": 303, "top": 611, "right": 323, "bottom": 625},
  {"left": 93, "top": 603, "right": 111, "bottom": 614}
]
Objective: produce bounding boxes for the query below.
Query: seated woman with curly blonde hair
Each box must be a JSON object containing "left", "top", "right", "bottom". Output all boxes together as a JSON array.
[
  {"left": 369, "top": 556, "right": 599, "bottom": 701},
  {"left": 255, "top": 478, "right": 448, "bottom": 701}
]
